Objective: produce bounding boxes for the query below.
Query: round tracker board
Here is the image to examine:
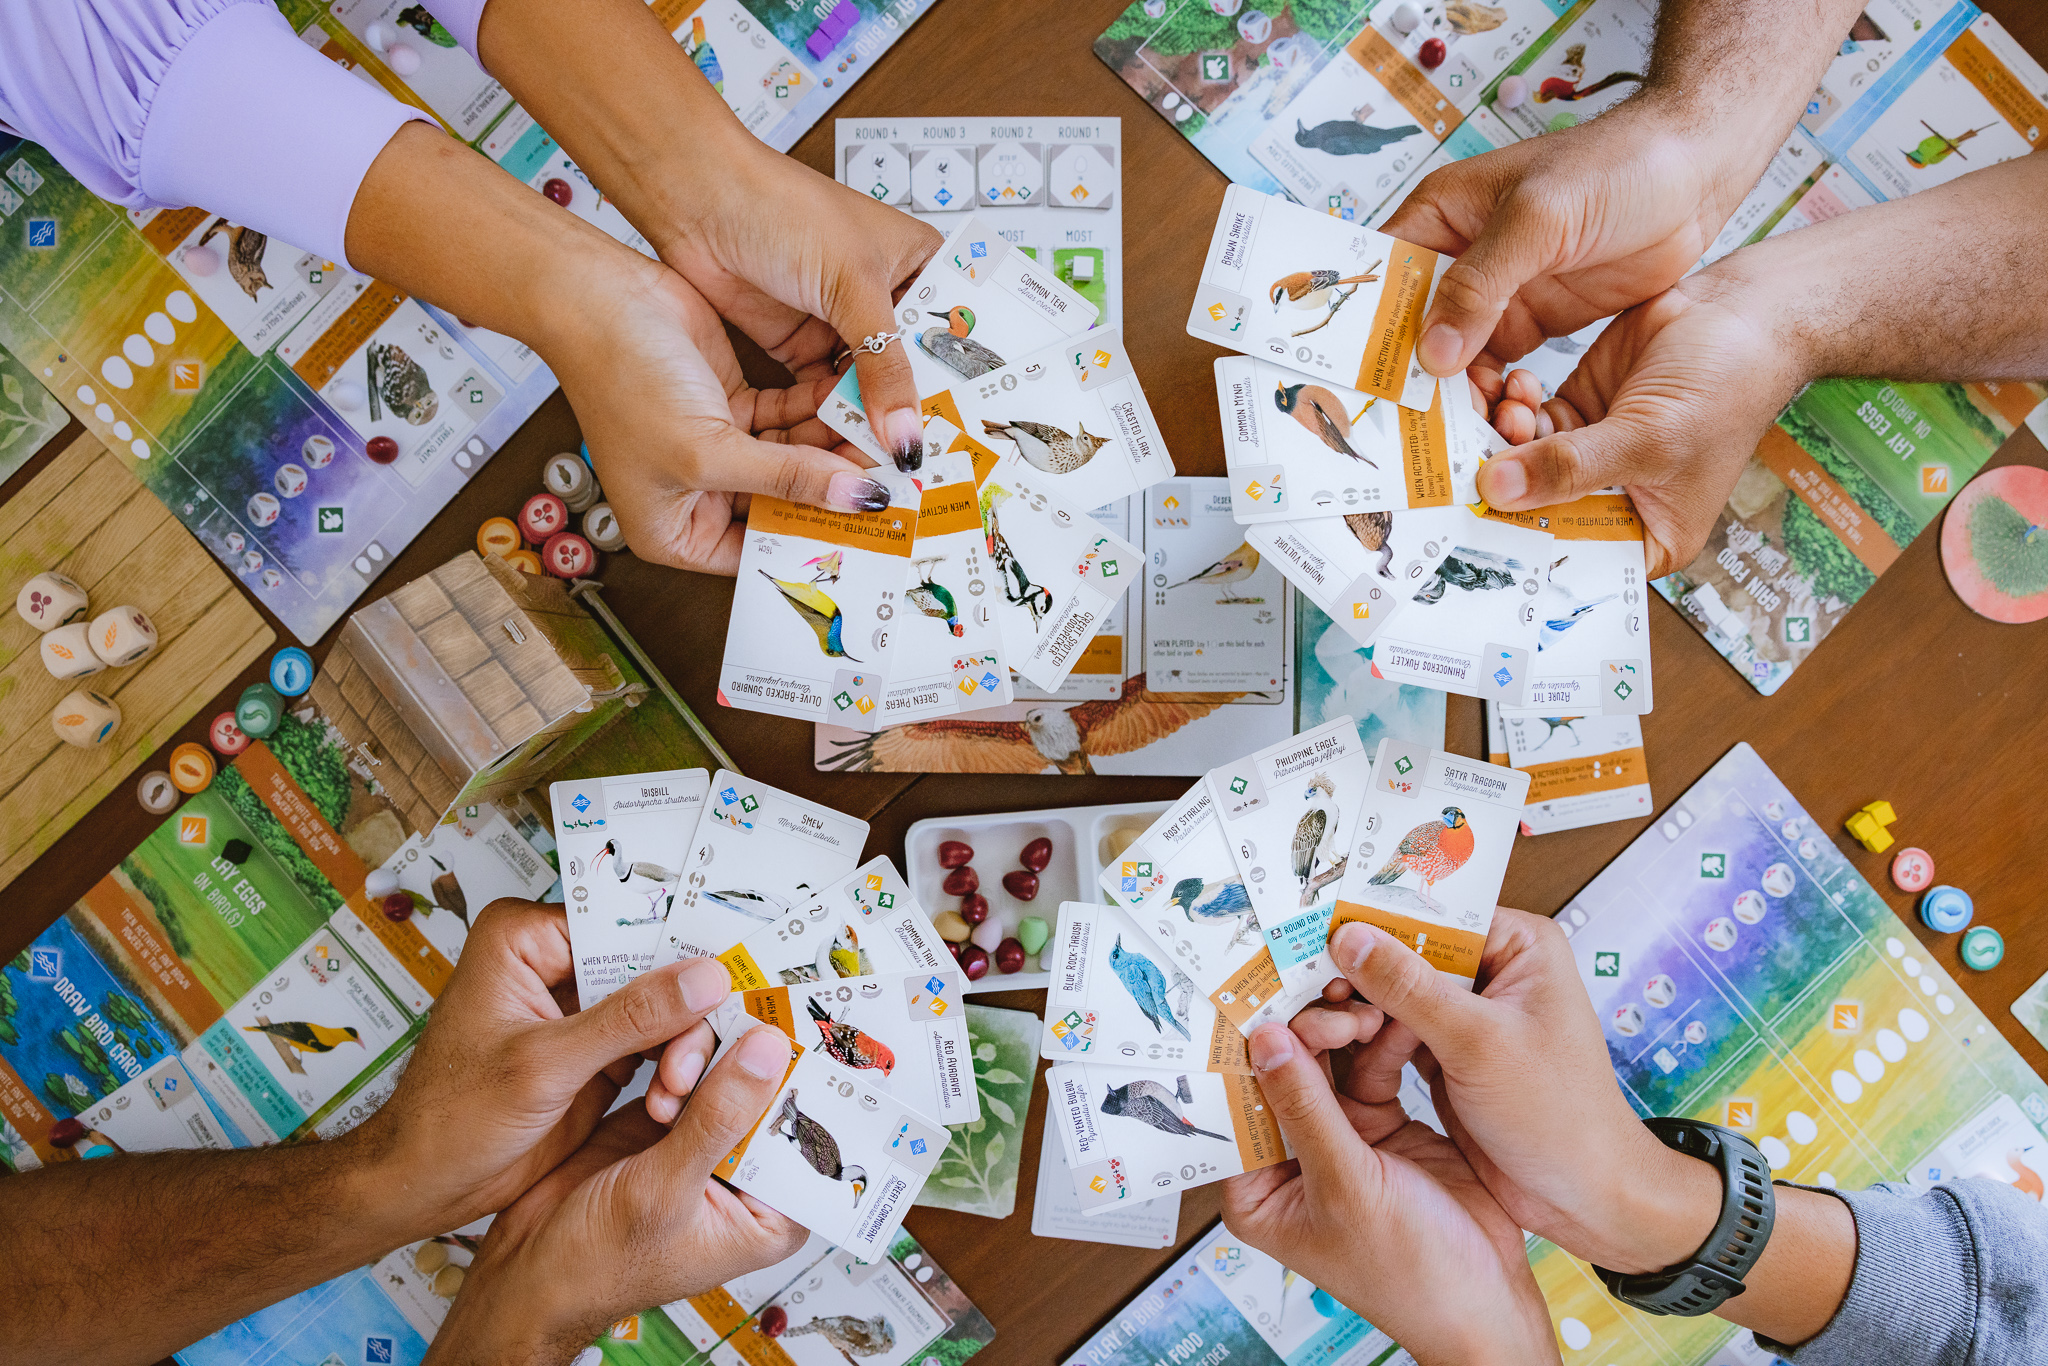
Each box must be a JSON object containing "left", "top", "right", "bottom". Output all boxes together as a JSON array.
[{"left": 1940, "top": 464, "right": 2048, "bottom": 623}]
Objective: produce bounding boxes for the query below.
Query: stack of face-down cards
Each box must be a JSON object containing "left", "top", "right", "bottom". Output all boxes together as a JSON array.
[{"left": 551, "top": 769, "right": 710, "bottom": 1008}]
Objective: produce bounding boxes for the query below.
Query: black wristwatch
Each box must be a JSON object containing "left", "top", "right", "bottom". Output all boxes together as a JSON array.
[{"left": 1595, "top": 1118, "right": 1776, "bottom": 1316}]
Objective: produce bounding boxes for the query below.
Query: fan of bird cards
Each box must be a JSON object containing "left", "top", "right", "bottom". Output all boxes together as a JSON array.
[
  {"left": 712, "top": 1033, "right": 951, "bottom": 1263},
  {"left": 722, "top": 474, "right": 920, "bottom": 731},
  {"left": 551, "top": 769, "right": 711, "bottom": 1008},
  {"left": 941, "top": 325, "right": 1173, "bottom": 511},
  {"left": 1247, "top": 503, "right": 1466, "bottom": 651},
  {"left": 1041, "top": 901, "right": 1252, "bottom": 1075},
  {"left": 975, "top": 454, "right": 1142, "bottom": 692},
  {"left": 654, "top": 772, "right": 870, "bottom": 967},
  {"left": 1143, "top": 480, "right": 1287, "bottom": 693},
  {"left": 882, "top": 437, "right": 1015, "bottom": 725},
  {"left": 1215, "top": 357, "right": 1488, "bottom": 521},
  {"left": 1188, "top": 185, "right": 1447, "bottom": 414},
  {"left": 707, "top": 968, "right": 981, "bottom": 1126},
  {"left": 1481, "top": 494, "right": 1654, "bottom": 714},
  {"left": 719, "top": 855, "right": 952, "bottom": 993},
  {"left": 1330, "top": 740, "right": 1530, "bottom": 988},
  {"left": 1045, "top": 1059, "right": 1287, "bottom": 1214},
  {"left": 820, "top": 215, "right": 1099, "bottom": 464}
]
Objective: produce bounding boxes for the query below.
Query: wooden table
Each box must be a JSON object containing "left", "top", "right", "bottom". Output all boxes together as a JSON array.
[{"left": 4, "top": 3, "right": 2046, "bottom": 1362}]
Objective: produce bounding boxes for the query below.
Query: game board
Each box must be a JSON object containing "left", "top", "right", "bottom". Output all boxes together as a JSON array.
[
  {"left": 0, "top": 431, "right": 273, "bottom": 892},
  {"left": 1530, "top": 742, "right": 2048, "bottom": 1364}
]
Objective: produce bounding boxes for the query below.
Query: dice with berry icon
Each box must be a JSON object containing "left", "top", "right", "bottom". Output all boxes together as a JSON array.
[{"left": 15, "top": 571, "right": 89, "bottom": 632}]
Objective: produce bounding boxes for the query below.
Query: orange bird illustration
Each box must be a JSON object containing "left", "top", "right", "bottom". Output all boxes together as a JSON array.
[
  {"left": 1368, "top": 807, "right": 1475, "bottom": 905},
  {"left": 2007, "top": 1149, "right": 2044, "bottom": 1201},
  {"left": 808, "top": 997, "right": 896, "bottom": 1075}
]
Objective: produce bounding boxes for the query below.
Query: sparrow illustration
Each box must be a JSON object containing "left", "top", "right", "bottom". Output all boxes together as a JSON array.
[
  {"left": 1292, "top": 117, "right": 1422, "bottom": 158},
  {"left": 1276, "top": 381, "right": 1375, "bottom": 466},
  {"left": 1168, "top": 874, "right": 1258, "bottom": 949},
  {"left": 760, "top": 570, "right": 860, "bottom": 659},
  {"left": 1100, "top": 1076, "right": 1229, "bottom": 1140},
  {"left": 771, "top": 1089, "right": 866, "bottom": 1203},
  {"left": 787, "top": 1313, "right": 895, "bottom": 1363},
  {"left": 803, "top": 550, "right": 844, "bottom": 584},
  {"left": 1109, "top": 935, "right": 1190, "bottom": 1041},
  {"left": 1345, "top": 510, "right": 1396, "bottom": 578},
  {"left": 366, "top": 342, "right": 439, "bottom": 425},
  {"left": 1369, "top": 807, "right": 1475, "bottom": 906},
  {"left": 918, "top": 305, "right": 1005, "bottom": 378},
  {"left": 195, "top": 218, "right": 271, "bottom": 303},
  {"left": 240, "top": 1020, "right": 363, "bottom": 1055},
  {"left": 981, "top": 418, "right": 1108, "bottom": 475},
  {"left": 1168, "top": 543, "right": 1262, "bottom": 603},
  {"left": 808, "top": 998, "right": 896, "bottom": 1075},
  {"left": 980, "top": 492, "right": 1055, "bottom": 625},
  {"left": 1270, "top": 265, "right": 1383, "bottom": 338},
  {"left": 906, "top": 557, "right": 964, "bottom": 636},
  {"left": 705, "top": 887, "right": 790, "bottom": 923},
  {"left": 1413, "top": 550, "right": 1522, "bottom": 604}
]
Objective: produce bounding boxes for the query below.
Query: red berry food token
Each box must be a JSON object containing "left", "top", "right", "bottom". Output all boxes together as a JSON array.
[
  {"left": 541, "top": 531, "right": 594, "bottom": 578},
  {"left": 209, "top": 711, "right": 250, "bottom": 755},
  {"left": 542, "top": 178, "right": 574, "bottom": 207},
  {"left": 1891, "top": 847, "right": 1935, "bottom": 894},
  {"left": 1417, "top": 36, "right": 1447, "bottom": 68},
  {"left": 365, "top": 435, "right": 400, "bottom": 464},
  {"left": 760, "top": 1307, "right": 788, "bottom": 1338},
  {"left": 520, "top": 492, "right": 568, "bottom": 542},
  {"left": 381, "top": 892, "right": 414, "bottom": 922}
]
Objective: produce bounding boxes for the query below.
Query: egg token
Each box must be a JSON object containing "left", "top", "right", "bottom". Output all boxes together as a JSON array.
[
  {"left": 542, "top": 178, "right": 574, "bottom": 207},
  {"left": 366, "top": 434, "right": 400, "bottom": 464},
  {"left": 169, "top": 742, "right": 216, "bottom": 793}
]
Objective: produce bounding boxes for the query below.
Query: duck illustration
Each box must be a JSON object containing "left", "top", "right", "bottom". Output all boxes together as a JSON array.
[
  {"left": 759, "top": 570, "right": 859, "bottom": 659},
  {"left": 1369, "top": 806, "right": 1475, "bottom": 908},
  {"left": 195, "top": 218, "right": 271, "bottom": 303},
  {"left": 771, "top": 1089, "right": 866, "bottom": 1203},
  {"left": 1101, "top": 1075, "right": 1229, "bottom": 1140},
  {"left": 906, "top": 557, "right": 964, "bottom": 636},
  {"left": 1167, "top": 542, "right": 1262, "bottom": 603},
  {"left": 981, "top": 418, "right": 1108, "bottom": 475},
  {"left": 1270, "top": 265, "right": 1383, "bottom": 338},
  {"left": 917, "top": 305, "right": 1005, "bottom": 378},
  {"left": 808, "top": 998, "right": 896, "bottom": 1075},
  {"left": 366, "top": 342, "right": 439, "bottom": 426},
  {"left": 1345, "top": 510, "right": 1396, "bottom": 578},
  {"left": 1293, "top": 116, "right": 1422, "bottom": 158},
  {"left": 1276, "top": 381, "right": 1375, "bottom": 467}
]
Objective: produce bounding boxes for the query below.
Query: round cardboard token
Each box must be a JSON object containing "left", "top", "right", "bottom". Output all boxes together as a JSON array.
[
  {"left": 477, "top": 517, "right": 523, "bottom": 558},
  {"left": 545, "top": 452, "right": 597, "bottom": 510},
  {"left": 541, "top": 531, "right": 595, "bottom": 579},
  {"left": 1940, "top": 464, "right": 2048, "bottom": 623},
  {"left": 137, "top": 770, "right": 179, "bottom": 814},
  {"left": 1961, "top": 925, "right": 2005, "bottom": 972},
  {"left": 1890, "top": 847, "right": 1934, "bottom": 893},
  {"left": 237, "top": 681, "right": 284, "bottom": 739},
  {"left": 270, "top": 646, "right": 315, "bottom": 696},
  {"left": 1919, "top": 884, "right": 1973, "bottom": 935},
  {"left": 169, "top": 742, "right": 215, "bottom": 793},
  {"left": 208, "top": 711, "right": 250, "bottom": 755},
  {"left": 583, "top": 502, "right": 626, "bottom": 552},
  {"left": 520, "top": 492, "right": 569, "bottom": 543},
  {"left": 503, "top": 548, "right": 543, "bottom": 575}
]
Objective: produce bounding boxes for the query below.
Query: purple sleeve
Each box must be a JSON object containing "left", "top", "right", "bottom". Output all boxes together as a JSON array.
[
  {"left": 0, "top": 0, "right": 433, "bottom": 270},
  {"left": 419, "top": 0, "right": 492, "bottom": 68}
]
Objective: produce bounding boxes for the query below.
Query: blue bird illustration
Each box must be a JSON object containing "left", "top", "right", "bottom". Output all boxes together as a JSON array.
[
  {"left": 1533, "top": 557, "right": 1617, "bottom": 651},
  {"left": 1167, "top": 875, "right": 1257, "bottom": 949},
  {"left": 1109, "top": 935, "right": 1190, "bottom": 1040}
]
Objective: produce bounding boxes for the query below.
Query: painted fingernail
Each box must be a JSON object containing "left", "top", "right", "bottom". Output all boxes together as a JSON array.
[
  {"left": 884, "top": 409, "right": 925, "bottom": 473},
  {"left": 827, "top": 472, "right": 892, "bottom": 512},
  {"left": 680, "top": 958, "right": 731, "bottom": 1013},
  {"left": 1250, "top": 1025, "right": 1295, "bottom": 1072},
  {"left": 736, "top": 1026, "right": 791, "bottom": 1080},
  {"left": 1419, "top": 322, "right": 1462, "bottom": 375},
  {"left": 1332, "top": 920, "right": 1374, "bottom": 972},
  {"left": 670, "top": 1049, "right": 708, "bottom": 1096},
  {"left": 1480, "top": 457, "right": 1528, "bottom": 506}
]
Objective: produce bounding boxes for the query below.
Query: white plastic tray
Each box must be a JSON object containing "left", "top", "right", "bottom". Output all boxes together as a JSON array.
[{"left": 904, "top": 800, "right": 1172, "bottom": 993}]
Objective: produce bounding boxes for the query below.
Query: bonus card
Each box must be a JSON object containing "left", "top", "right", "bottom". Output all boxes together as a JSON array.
[
  {"left": 878, "top": 441, "right": 1013, "bottom": 725},
  {"left": 1046, "top": 1060, "right": 1286, "bottom": 1213},
  {"left": 709, "top": 969, "right": 981, "bottom": 1125},
  {"left": 1330, "top": 740, "right": 1530, "bottom": 987},
  {"left": 1042, "top": 901, "right": 1253, "bottom": 1075},
  {"left": 1247, "top": 503, "right": 1464, "bottom": 649},
  {"left": 1365, "top": 506, "right": 1554, "bottom": 704},
  {"left": 976, "top": 454, "right": 1141, "bottom": 692},
  {"left": 655, "top": 772, "right": 870, "bottom": 966},
  {"left": 715, "top": 1043, "right": 949, "bottom": 1263},
  {"left": 720, "top": 856, "right": 951, "bottom": 993},
  {"left": 1143, "top": 479, "right": 1286, "bottom": 693},
  {"left": 1187, "top": 185, "right": 1447, "bottom": 413},
  {"left": 723, "top": 476, "right": 921, "bottom": 731},
  {"left": 551, "top": 770, "right": 708, "bottom": 1008},
  {"left": 1484, "top": 493, "right": 1654, "bottom": 714},
  {"left": 944, "top": 326, "right": 1173, "bottom": 511},
  {"left": 821, "top": 216, "right": 1099, "bottom": 461}
]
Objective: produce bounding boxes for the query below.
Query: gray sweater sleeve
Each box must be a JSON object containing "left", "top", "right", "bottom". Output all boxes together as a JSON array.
[{"left": 1756, "top": 1177, "right": 2048, "bottom": 1366}]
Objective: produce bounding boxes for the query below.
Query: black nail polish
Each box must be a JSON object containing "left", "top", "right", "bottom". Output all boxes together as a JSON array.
[
  {"left": 855, "top": 479, "right": 892, "bottom": 511},
  {"left": 892, "top": 437, "right": 924, "bottom": 474}
]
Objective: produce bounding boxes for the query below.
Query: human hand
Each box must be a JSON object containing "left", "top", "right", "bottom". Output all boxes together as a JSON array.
[
  {"left": 423, "top": 1025, "right": 805, "bottom": 1366},
  {"left": 550, "top": 259, "right": 896, "bottom": 573},
  {"left": 359, "top": 900, "right": 736, "bottom": 1237},
  {"left": 1223, "top": 1022, "right": 1559, "bottom": 1366},
  {"left": 1308, "top": 914, "right": 1720, "bottom": 1276}
]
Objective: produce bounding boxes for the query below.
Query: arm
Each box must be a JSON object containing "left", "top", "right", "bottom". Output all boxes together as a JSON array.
[
  {"left": 1384, "top": 0, "right": 1867, "bottom": 380},
  {"left": 0, "top": 905, "right": 733, "bottom": 1365},
  {"left": 1480, "top": 149, "right": 2048, "bottom": 573}
]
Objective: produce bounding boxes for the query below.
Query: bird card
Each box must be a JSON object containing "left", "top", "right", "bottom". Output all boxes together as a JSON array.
[
  {"left": 1245, "top": 504, "right": 1464, "bottom": 651},
  {"left": 1330, "top": 740, "right": 1531, "bottom": 988},
  {"left": 722, "top": 476, "right": 921, "bottom": 732},
  {"left": 1483, "top": 493, "right": 1654, "bottom": 714},
  {"left": 1011, "top": 496, "right": 1137, "bottom": 703},
  {"left": 714, "top": 1234, "right": 995, "bottom": 1366},
  {"left": 660, "top": 1232, "right": 835, "bottom": 1353},
  {"left": 1364, "top": 506, "right": 1555, "bottom": 704},
  {"left": 714, "top": 1041, "right": 950, "bottom": 1263},
  {"left": 654, "top": 772, "right": 871, "bottom": 967},
  {"left": 975, "top": 453, "right": 1141, "bottom": 692},
  {"left": 1031, "top": 1113, "right": 1180, "bottom": 1247},
  {"left": 877, "top": 442, "right": 1014, "bottom": 725},
  {"left": 1499, "top": 711, "right": 1653, "bottom": 836},
  {"left": 1203, "top": 716, "right": 1374, "bottom": 1007},
  {"left": 1041, "top": 901, "right": 1253, "bottom": 1075},
  {"left": 719, "top": 856, "right": 951, "bottom": 993},
  {"left": 820, "top": 215, "right": 1100, "bottom": 462},
  {"left": 1218, "top": 356, "right": 1488, "bottom": 520},
  {"left": 1143, "top": 479, "right": 1287, "bottom": 693},
  {"left": 550, "top": 769, "right": 709, "bottom": 1008},
  {"left": 1045, "top": 1061, "right": 1287, "bottom": 1214},
  {"left": 1187, "top": 184, "right": 1448, "bottom": 413},
  {"left": 707, "top": 969, "right": 980, "bottom": 1125},
  {"left": 1249, "top": 46, "right": 1441, "bottom": 220},
  {"left": 940, "top": 326, "right": 1173, "bottom": 511}
]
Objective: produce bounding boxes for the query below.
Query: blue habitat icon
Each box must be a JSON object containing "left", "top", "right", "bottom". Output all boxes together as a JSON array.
[
  {"left": 26, "top": 218, "right": 57, "bottom": 249},
  {"left": 909, "top": 1137, "right": 927, "bottom": 1155},
  {"left": 720, "top": 786, "right": 739, "bottom": 805},
  {"left": 364, "top": 1336, "right": 395, "bottom": 1364},
  {"left": 969, "top": 239, "right": 987, "bottom": 258},
  {"left": 571, "top": 792, "right": 591, "bottom": 813},
  {"left": 925, "top": 976, "right": 946, "bottom": 995},
  {"left": 29, "top": 946, "right": 61, "bottom": 980}
]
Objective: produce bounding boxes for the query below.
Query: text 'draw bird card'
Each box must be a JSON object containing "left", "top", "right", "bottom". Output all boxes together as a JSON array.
[
  {"left": 719, "top": 855, "right": 950, "bottom": 992},
  {"left": 1046, "top": 1060, "right": 1286, "bottom": 1213},
  {"left": 1144, "top": 479, "right": 1286, "bottom": 693},
  {"left": 551, "top": 769, "right": 709, "bottom": 1007},
  {"left": 1043, "top": 900, "right": 1252, "bottom": 1074}
]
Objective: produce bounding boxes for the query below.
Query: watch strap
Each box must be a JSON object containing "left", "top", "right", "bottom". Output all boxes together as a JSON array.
[{"left": 1595, "top": 1118, "right": 1776, "bottom": 1316}]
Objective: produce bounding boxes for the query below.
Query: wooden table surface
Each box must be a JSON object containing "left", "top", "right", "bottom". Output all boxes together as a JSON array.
[{"left": 4, "top": 3, "right": 2047, "bottom": 1362}]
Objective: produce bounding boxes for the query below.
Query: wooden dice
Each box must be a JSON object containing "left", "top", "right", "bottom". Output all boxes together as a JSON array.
[
  {"left": 52, "top": 690, "right": 120, "bottom": 747},
  {"left": 90, "top": 605, "right": 159, "bottom": 667},
  {"left": 16, "top": 571, "right": 89, "bottom": 631},
  {"left": 39, "top": 621, "right": 106, "bottom": 680}
]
